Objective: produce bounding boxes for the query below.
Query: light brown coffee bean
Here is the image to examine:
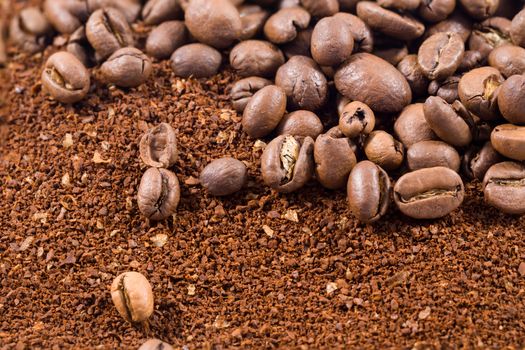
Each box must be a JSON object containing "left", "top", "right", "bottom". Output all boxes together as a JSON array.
[
  {"left": 110, "top": 271, "right": 154, "bottom": 323},
  {"left": 139, "top": 339, "right": 174, "bottom": 350},
  {"left": 510, "top": 8, "right": 525, "bottom": 47},
  {"left": 483, "top": 161, "right": 525, "bottom": 215},
  {"left": 146, "top": 21, "right": 188, "bottom": 60},
  {"left": 67, "top": 26, "right": 94, "bottom": 67},
  {"left": 276, "top": 110, "right": 323, "bottom": 139},
  {"left": 497, "top": 74, "right": 525, "bottom": 125},
  {"left": 137, "top": 167, "right": 180, "bottom": 221},
  {"left": 418, "top": 0, "right": 456, "bottom": 22},
  {"left": 100, "top": 48, "right": 152, "bottom": 88},
  {"left": 311, "top": 16, "right": 353, "bottom": 67},
  {"left": 263, "top": 7, "right": 311, "bottom": 44},
  {"left": 462, "top": 141, "right": 503, "bottom": 180},
  {"left": 170, "top": 44, "right": 222, "bottom": 78},
  {"left": 458, "top": 66, "right": 504, "bottom": 121},
  {"left": 200, "top": 157, "right": 247, "bottom": 196},
  {"left": 460, "top": 0, "right": 499, "bottom": 20},
  {"left": 468, "top": 17, "right": 512, "bottom": 59},
  {"left": 490, "top": 124, "right": 525, "bottom": 161},
  {"left": 488, "top": 45, "right": 525, "bottom": 78},
  {"left": 338, "top": 101, "right": 375, "bottom": 139},
  {"left": 239, "top": 4, "right": 269, "bottom": 40},
  {"left": 333, "top": 12, "right": 374, "bottom": 53},
  {"left": 242, "top": 85, "right": 286, "bottom": 139},
  {"left": 142, "top": 0, "right": 182, "bottom": 25},
  {"left": 418, "top": 32, "right": 465, "bottom": 81},
  {"left": 139, "top": 123, "right": 177, "bottom": 168},
  {"left": 230, "top": 77, "right": 272, "bottom": 113},
  {"left": 364, "top": 130, "right": 405, "bottom": 171},
  {"left": 230, "top": 40, "right": 285, "bottom": 78},
  {"left": 407, "top": 140, "right": 461, "bottom": 172},
  {"left": 394, "top": 103, "right": 437, "bottom": 148},
  {"left": 9, "top": 9, "right": 51, "bottom": 54},
  {"left": 43, "top": 0, "right": 88, "bottom": 34},
  {"left": 300, "top": 0, "right": 339, "bottom": 17}
]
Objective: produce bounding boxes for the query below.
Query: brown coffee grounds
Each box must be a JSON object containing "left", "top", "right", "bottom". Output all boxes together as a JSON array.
[{"left": 1, "top": 22, "right": 525, "bottom": 350}]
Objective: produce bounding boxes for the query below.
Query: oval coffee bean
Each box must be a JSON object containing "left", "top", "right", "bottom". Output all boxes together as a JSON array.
[
  {"left": 462, "top": 141, "right": 503, "bottom": 180},
  {"left": 276, "top": 110, "right": 323, "bottom": 139},
  {"left": 170, "top": 44, "right": 222, "bottom": 78},
  {"left": 468, "top": 17, "right": 511, "bottom": 59},
  {"left": 230, "top": 40, "right": 285, "bottom": 78},
  {"left": 230, "top": 77, "right": 272, "bottom": 113},
  {"left": 146, "top": 21, "right": 188, "bottom": 60},
  {"left": 488, "top": 45, "right": 525, "bottom": 78},
  {"left": 300, "top": 0, "right": 339, "bottom": 17},
  {"left": 311, "top": 16, "right": 353, "bottom": 67},
  {"left": 423, "top": 97, "right": 473, "bottom": 147},
  {"left": 347, "top": 160, "right": 391, "bottom": 223},
  {"left": 239, "top": 4, "right": 269, "bottom": 40},
  {"left": 418, "top": 0, "right": 456, "bottom": 22},
  {"left": 418, "top": 32, "right": 465, "bottom": 81},
  {"left": 101, "top": 48, "right": 152, "bottom": 88},
  {"left": 394, "top": 103, "right": 437, "bottom": 148},
  {"left": 333, "top": 12, "right": 374, "bottom": 53},
  {"left": 142, "top": 0, "right": 182, "bottom": 25},
  {"left": 184, "top": 0, "right": 242, "bottom": 49},
  {"left": 44, "top": 0, "right": 88, "bottom": 34},
  {"left": 397, "top": 54, "right": 430, "bottom": 98},
  {"left": 314, "top": 127, "right": 357, "bottom": 190},
  {"left": 497, "top": 75, "right": 525, "bottom": 125},
  {"left": 110, "top": 271, "right": 154, "bottom": 323},
  {"left": 428, "top": 75, "right": 460, "bottom": 104},
  {"left": 460, "top": 0, "right": 499, "bottom": 20},
  {"left": 261, "top": 135, "right": 315, "bottom": 193},
  {"left": 338, "top": 101, "right": 375, "bottom": 139},
  {"left": 458, "top": 66, "right": 504, "bottom": 121},
  {"left": 407, "top": 140, "right": 461, "bottom": 172},
  {"left": 67, "top": 26, "right": 94, "bottom": 67},
  {"left": 275, "top": 56, "right": 328, "bottom": 111},
  {"left": 242, "top": 85, "right": 286, "bottom": 138},
  {"left": 483, "top": 161, "right": 525, "bottom": 215},
  {"left": 490, "top": 124, "right": 525, "bottom": 161},
  {"left": 137, "top": 167, "right": 180, "bottom": 221},
  {"left": 364, "top": 130, "right": 405, "bottom": 171},
  {"left": 139, "top": 123, "right": 177, "bottom": 168},
  {"left": 200, "top": 157, "right": 248, "bottom": 196},
  {"left": 510, "top": 8, "right": 525, "bottom": 47},
  {"left": 394, "top": 167, "right": 465, "bottom": 219},
  {"left": 139, "top": 339, "right": 174, "bottom": 350},
  {"left": 263, "top": 7, "right": 310, "bottom": 44},
  {"left": 41, "top": 51, "right": 90, "bottom": 104},
  {"left": 335, "top": 53, "right": 412, "bottom": 113}
]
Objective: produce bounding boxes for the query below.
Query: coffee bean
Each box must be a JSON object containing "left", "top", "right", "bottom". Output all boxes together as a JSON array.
[
  {"left": 43, "top": 0, "right": 88, "bottom": 34},
  {"left": 41, "top": 51, "right": 90, "bottom": 104},
  {"left": 85, "top": 8, "right": 134, "bottom": 61},
  {"left": 397, "top": 55, "right": 430, "bottom": 98},
  {"left": 423, "top": 97, "right": 474, "bottom": 147},
  {"left": 335, "top": 53, "right": 412, "bottom": 113},
  {"left": 300, "top": 0, "right": 339, "bottom": 17},
  {"left": 483, "top": 161, "right": 525, "bottom": 215},
  {"left": 139, "top": 339, "right": 174, "bottom": 350},
  {"left": 230, "top": 76, "right": 272, "bottom": 113},
  {"left": 261, "top": 135, "right": 314, "bottom": 193},
  {"left": 311, "top": 16, "right": 353, "bottom": 67},
  {"left": 142, "top": 0, "right": 182, "bottom": 25},
  {"left": 394, "top": 103, "right": 437, "bottom": 148},
  {"left": 87, "top": 0, "right": 142, "bottom": 23},
  {"left": 462, "top": 141, "right": 503, "bottom": 180},
  {"left": 281, "top": 28, "right": 313, "bottom": 59},
  {"left": 488, "top": 45, "right": 525, "bottom": 77},
  {"left": 275, "top": 56, "right": 328, "bottom": 111},
  {"left": 418, "top": 33, "right": 465, "bottom": 81},
  {"left": 428, "top": 75, "right": 460, "bottom": 104},
  {"left": 333, "top": 13, "right": 374, "bottom": 53},
  {"left": 276, "top": 110, "right": 323, "bottom": 139},
  {"left": 377, "top": 0, "right": 421, "bottom": 11},
  {"left": 394, "top": 167, "right": 465, "bottom": 219},
  {"left": 139, "top": 123, "right": 178, "bottom": 168},
  {"left": 458, "top": 66, "right": 504, "bottom": 121},
  {"left": 67, "top": 26, "right": 94, "bottom": 67},
  {"left": 347, "top": 160, "right": 391, "bottom": 223},
  {"left": 239, "top": 4, "right": 270, "bottom": 40},
  {"left": 137, "top": 167, "right": 180, "bottom": 221},
  {"left": 364, "top": 130, "right": 405, "bottom": 171},
  {"left": 471, "top": 115, "right": 493, "bottom": 144},
  {"left": 490, "top": 124, "right": 525, "bottom": 161},
  {"left": 242, "top": 85, "right": 286, "bottom": 138},
  {"left": 146, "top": 21, "right": 188, "bottom": 60},
  {"left": 338, "top": 101, "right": 375, "bottom": 139},
  {"left": 100, "top": 48, "right": 152, "bottom": 88},
  {"left": 425, "top": 11, "right": 473, "bottom": 43},
  {"left": 263, "top": 7, "right": 311, "bottom": 44},
  {"left": 468, "top": 17, "right": 512, "bottom": 59},
  {"left": 9, "top": 7, "right": 52, "bottom": 53},
  {"left": 230, "top": 40, "right": 285, "bottom": 78},
  {"left": 185, "top": 0, "right": 241, "bottom": 49},
  {"left": 497, "top": 75, "right": 525, "bottom": 125},
  {"left": 510, "top": 8, "right": 525, "bottom": 47},
  {"left": 356, "top": 1, "right": 425, "bottom": 41},
  {"left": 418, "top": 0, "right": 456, "bottom": 22},
  {"left": 460, "top": 0, "right": 499, "bottom": 20},
  {"left": 457, "top": 50, "right": 483, "bottom": 72},
  {"left": 170, "top": 43, "right": 222, "bottom": 78},
  {"left": 407, "top": 140, "right": 461, "bottom": 172},
  {"left": 200, "top": 157, "right": 248, "bottom": 196},
  {"left": 110, "top": 271, "right": 154, "bottom": 323}
]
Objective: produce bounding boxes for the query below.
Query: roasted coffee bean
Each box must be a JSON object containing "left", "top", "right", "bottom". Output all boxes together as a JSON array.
[
  {"left": 275, "top": 56, "right": 328, "bottom": 111},
  {"left": 423, "top": 97, "right": 473, "bottom": 147},
  {"left": 170, "top": 44, "right": 222, "bottom": 78},
  {"left": 146, "top": 21, "right": 188, "bottom": 60},
  {"left": 311, "top": 16, "right": 353, "bottom": 67},
  {"left": 261, "top": 135, "right": 315, "bottom": 193},
  {"left": 418, "top": 0, "right": 456, "bottom": 22},
  {"left": 458, "top": 66, "right": 504, "bottom": 121},
  {"left": 85, "top": 8, "right": 134, "bottom": 61},
  {"left": 67, "top": 26, "right": 94, "bottom": 67},
  {"left": 100, "top": 48, "right": 152, "bottom": 88},
  {"left": 335, "top": 53, "right": 412, "bottom": 113},
  {"left": 510, "top": 8, "right": 525, "bottom": 47},
  {"left": 460, "top": 0, "right": 499, "bottom": 20},
  {"left": 230, "top": 76, "right": 272, "bottom": 112},
  {"left": 242, "top": 85, "right": 286, "bottom": 138},
  {"left": 364, "top": 131, "right": 404, "bottom": 171},
  {"left": 263, "top": 7, "right": 311, "bottom": 44},
  {"left": 200, "top": 157, "right": 248, "bottom": 196},
  {"left": 428, "top": 75, "right": 460, "bottom": 104},
  {"left": 276, "top": 110, "right": 323, "bottom": 139},
  {"left": 425, "top": 11, "right": 473, "bottom": 43},
  {"left": 418, "top": 33, "right": 465, "bottom": 81},
  {"left": 468, "top": 17, "right": 512, "bottom": 59},
  {"left": 339, "top": 101, "right": 375, "bottom": 139},
  {"left": 490, "top": 124, "right": 525, "bottom": 161},
  {"left": 347, "top": 160, "right": 391, "bottom": 223},
  {"left": 300, "top": 0, "right": 339, "bottom": 17},
  {"left": 110, "top": 272, "right": 154, "bottom": 323},
  {"left": 397, "top": 55, "right": 430, "bottom": 98},
  {"left": 142, "top": 0, "right": 182, "bottom": 25},
  {"left": 239, "top": 4, "right": 269, "bottom": 40},
  {"left": 333, "top": 13, "right": 374, "bottom": 53},
  {"left": 457, "top": 50, "right": 484, "bottom": 72},
  {"left": 394, "top": 103, "right": 437, "bottom": 148},
  {"left": 462, "top": 141, "right": 503, "bottom": 180},
  {"left": 314, "top": 127, "right": 357, "bottom": 190},
  {"left": 373, "top": 36, "right": 408, "bottom": 66},
  {"left": 139, "top": 339, "right": 174, "bottom": 350},
  {"left": 230, "top": 40, "right": 285, "bottom": 78},
  {"left": 9, "top": 7, "right": 52, "bottom": 53},
  {"left": 41, "top": 51, "right": 90, "bottom": 104},
  {"left": 137, "top": 167, "right": 180, "bottom": 221},
  {"left": 87, "top": 0, "right": 142, "bottom": 23},
  {"left": 488, "top": 45, "right": 525, "bottom": 77},
  {"left": 394, "top": 167, "right": 465, "bottom": 219},
  {"left": 139, "top": 123, "right": 177, "bottom": 168},
  {"left": 281, "top": 28, "right": 313, "bottom": 58},
  {"left": 356, "top": 1, "right": 425, "bottom": 41},
  {"left": 184, "top": 0, "right": 241, "bottom": 49},
  {"left": 43, "top": 0, "right": 88, "bottom": 34},
  {"left": 497, "top": 74, "right": 525, "bottom": 125},
  {"left": 483, "top": 161, "right": 525, "bottom": 214},
  {"left": 407, "top": 140, "right": 461, "bottom": 172},
  {"left": 378, "top": 0, "right": 421, "bottom": 11}
]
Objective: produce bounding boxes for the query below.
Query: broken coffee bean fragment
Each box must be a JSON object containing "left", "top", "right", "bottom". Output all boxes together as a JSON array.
[
  {"left": 110, "top": 271, "right": 154, "bottom": 324},
  {"left": 200, "top": 157, "right": 248, "bottom": 196},
  {"left": 137, "top": 167, "right": 180, "bottom": 221},
  {"left": 139, "top": 123, "right": 178, "bottom": 168}
]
